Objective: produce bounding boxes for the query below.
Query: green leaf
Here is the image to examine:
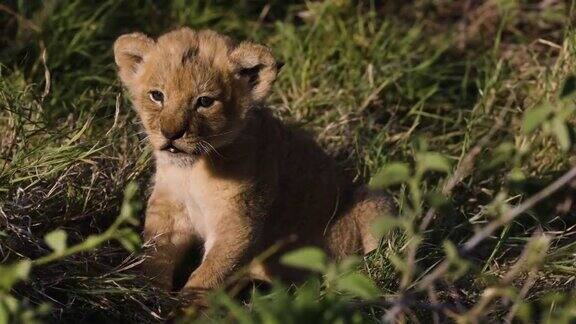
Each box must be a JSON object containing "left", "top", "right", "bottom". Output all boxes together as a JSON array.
[
  {"left": 0, "top": 260, "right": 32, "bottom": 291},
  {"left": 516, "top": 302, "right": 532, "bottom": 323},
  {"left": 443, "top": 240, "right": 460, "bottom": 259},
  {"left": 369, "top": 162, "right": 410, "bottom": 188},
  {"left": 338, "top": 256, "right": 361, "bottom": 273},
  {"left": 117, "top": 229, "right": 142, "bottom": 252},
  {"left": 2, "top": 295, "right": 17, "bottom": 312},
  {"left": 335, "top": 272, "right": 381, "bottom": 300},
  {"left": 425, "top": 191, "right": 449, "bottom": 208},
  {"left": 0, "top": 301, "right": 8, "bottom": 324},
  {"left": 212, "top": 292, "right": 252, "bottom": 324},
  {"left": 388, "top": 253, "right": 410, "bottom": 274},
  {"left": 443, "top": 241, "right": 470, "bottom": 280},
  {"left": 0, "top": 295, "right": 20, "bottom": 324},
  {"left": 486, "top": 142, "right": 516, "bottom": 169},
  {"left": 371, "top": 216, "right": 401, "bottom": 239},
  {"left": 523, "top": 104, "right": 552, "bottom": 134},
  {"left": 552, "top": 117, "right": 571, "bottom": 151},
  {"left": 508, "top": 168, "right": 526, "bottom": 182},
  {"left": 416, "top": 152, "right": 451, "bottom": 173},
  {"left": 523, "top": 236, "right": 551, "bottom": 269},
  {"left": 280, "top": 247, "right": 327, "bottom": 273},
  {"left": 44, "top": 229, "right": 67, "bottom": 254},
  {"left": 560, "top": 75, "right": 576, "bottom": 99},
  {"left": 295, "top": 278, "right": 322, "bottom": 307},
  {"left": 118, "top": 182, "right": 141, "bottom": 226}
]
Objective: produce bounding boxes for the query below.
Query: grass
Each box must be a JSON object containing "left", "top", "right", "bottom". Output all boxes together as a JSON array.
[{"left": 1, "top": 0, "right": 576, "bottom": 322}]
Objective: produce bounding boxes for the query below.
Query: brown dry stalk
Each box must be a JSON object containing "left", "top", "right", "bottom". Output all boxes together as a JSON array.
[
  {"left": 417, "top": 165, "right": 576, "bottom": 290},
  {"left": 400, "top": 117, "right": 504, "bottom": 291},
  {"left": 384, "top": 164, "right": 576, "bottom": 321}
]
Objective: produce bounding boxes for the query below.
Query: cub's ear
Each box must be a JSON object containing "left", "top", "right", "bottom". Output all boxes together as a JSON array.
[
  {"left": 113, "top": 32, "right": 154, "bottom": 85},
  {"left": 229, "top": 42, "right": 281, "bottom": 103}
]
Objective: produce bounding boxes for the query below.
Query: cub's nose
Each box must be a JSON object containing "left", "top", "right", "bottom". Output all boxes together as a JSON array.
[
  {"left": 160, "top": 111, "right": 187, "bottom": 140},
  {"left": 161, "top": 126, "right": 186, "bottom": 140}
]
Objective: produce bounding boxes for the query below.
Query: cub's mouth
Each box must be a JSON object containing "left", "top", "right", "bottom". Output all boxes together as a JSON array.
[{"left": 160, "top": 143, "right": 202, "bottom": 156}]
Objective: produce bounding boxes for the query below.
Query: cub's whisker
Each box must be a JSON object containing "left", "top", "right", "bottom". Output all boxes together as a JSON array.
[
  {"left": 200, "top": 140, "right": 222, "bottom": 158},
  {"left": 198, "top": 141, "right": 216, "bottom": 166},
  {"left": 203, "top": 129, "right": 237, "bottom": 138}
]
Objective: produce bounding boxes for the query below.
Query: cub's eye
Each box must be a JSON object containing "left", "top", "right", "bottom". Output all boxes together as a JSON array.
[
  {"left": 197, "top": 96, "right": 215, "bottom": 108},
  {"left": 148, "top": 90, "right": 164, "bottom": 104}
]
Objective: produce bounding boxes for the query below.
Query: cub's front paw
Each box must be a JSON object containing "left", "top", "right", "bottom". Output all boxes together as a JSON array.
[
  {"left": 179, "top": 287, "right": 210, "bottom": 310},
  {"left": 165, "top": 289, "right": 210, "bottom": 322}
]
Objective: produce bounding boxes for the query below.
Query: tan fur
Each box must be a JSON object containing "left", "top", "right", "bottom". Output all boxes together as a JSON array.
[{"left": 113, "top": 27, "right": 393, "bottom": 305}]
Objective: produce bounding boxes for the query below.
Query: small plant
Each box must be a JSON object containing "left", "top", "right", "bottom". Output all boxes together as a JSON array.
[{"left": 0, "top": 184, "right": 141, "bottom": 323}]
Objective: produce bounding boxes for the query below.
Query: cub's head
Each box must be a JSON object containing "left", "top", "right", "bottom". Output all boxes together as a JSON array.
[{"left": 113, "top": 28, "right": 280, "bottom": 166}]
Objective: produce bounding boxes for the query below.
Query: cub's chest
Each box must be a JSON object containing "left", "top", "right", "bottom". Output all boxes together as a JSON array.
[{"left": 155, "top": 160, "right": 245, "bottom": 239}]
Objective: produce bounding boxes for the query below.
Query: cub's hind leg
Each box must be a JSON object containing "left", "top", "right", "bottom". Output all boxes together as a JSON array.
[
  {"left": 349, "top": 186, "right": 394, "bottom": 254},
  {"left": 324, "top": 186, "right": 394, "bottom": 259}
]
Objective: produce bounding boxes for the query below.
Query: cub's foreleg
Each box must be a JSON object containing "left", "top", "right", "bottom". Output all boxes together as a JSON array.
[
  {"left": 142, "top": 190, "right": 195, "bottom": 291},
  {"left": 181, "top": 217, "right": 256, "bottom": 305}
]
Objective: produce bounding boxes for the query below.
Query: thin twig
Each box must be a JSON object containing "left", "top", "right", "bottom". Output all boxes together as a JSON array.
[
  {"left": 420, "top": 116, "right": 503, "bottom": 231},
  {"left": 399, "top": 118, "right": 503, "bottom": 293},
  {"left": 0, "top": 4, "right": 41, "bottom": 32},
  {"left": 39, "top": 42, "right": 51, "bottom": 103},
  {"left": 504, "top": 270, "right": 537, "bottom": 324},
  {"left": 359, "top": 74, "right": 401, "bottom": 112},
  {"left": 427, "top": 285, "right": 441, "bottom": 324},
  {"left": 106, "top": 93, "right": 122, "bottom": 136},
  {"left": 416, "top": 165, "right": 576, "bottom": 290},
  {"left": 350, "top": 295, "right": 458, "bottom": 315}
]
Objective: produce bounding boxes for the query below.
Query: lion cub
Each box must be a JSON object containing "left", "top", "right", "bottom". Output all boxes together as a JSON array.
[{"left": 114, "top": 27, "right": 392, "bottom": 303}]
